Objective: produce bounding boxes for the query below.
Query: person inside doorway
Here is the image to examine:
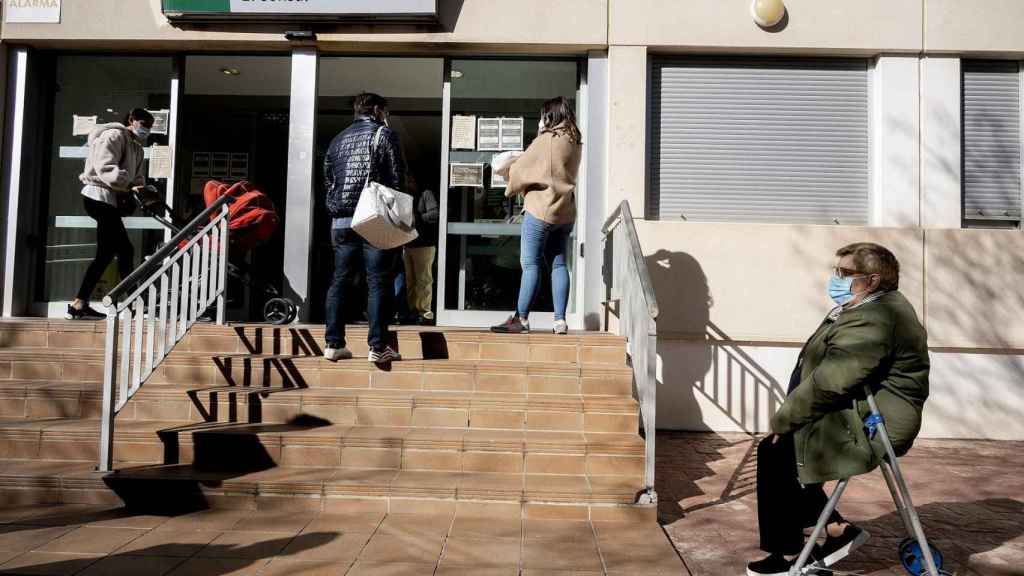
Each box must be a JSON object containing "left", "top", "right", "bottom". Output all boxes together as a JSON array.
[
  {"left": 323, "top": 92, "right": 406, "bottom": 364},
  {"left": 747, "top": 243, "right": 929, "bottom": 576},
  {"left": 68, "top": 108, "right": 153, "bottom": 320},
  {"left": 401, "top": 171, "right": 439, "bottom": 325},
  {"left": 491, "top": 96, "right": 582, "bottom": 335}
]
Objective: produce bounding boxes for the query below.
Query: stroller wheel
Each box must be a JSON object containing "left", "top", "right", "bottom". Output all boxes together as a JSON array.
[
  {"left": 898, "top": 537, "right": 944, "bottom": 575},
  {"left": 264, "top": 298, "right": 296, "bottom": 325}
]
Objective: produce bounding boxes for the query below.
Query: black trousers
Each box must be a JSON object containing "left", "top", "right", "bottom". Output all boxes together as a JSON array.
[
  {"left": 757, "top": 435, "right": 843, "bottom": 555},
  {"left": 77, "top": 197, "right": 134, "bottom": 302}
]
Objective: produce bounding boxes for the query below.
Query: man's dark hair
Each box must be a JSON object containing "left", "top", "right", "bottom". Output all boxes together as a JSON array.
[
  {"left": 353, "top": 92, "right": 388, "bottom": 118},
  {"left": 836, "top": 242, "right": 900, "bottom": 291},
  {"left": 123, "top": 108, "right": 154, "bottom": 127}
]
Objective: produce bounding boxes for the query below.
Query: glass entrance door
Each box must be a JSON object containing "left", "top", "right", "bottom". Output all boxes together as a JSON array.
[{"left": 437, "top": 59, "right": 582, "bottom": 329}]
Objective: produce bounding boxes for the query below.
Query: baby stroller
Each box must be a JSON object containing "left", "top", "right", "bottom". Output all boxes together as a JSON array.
[{"left": 133, "top": 180, "right": 298, "bottom": 325}]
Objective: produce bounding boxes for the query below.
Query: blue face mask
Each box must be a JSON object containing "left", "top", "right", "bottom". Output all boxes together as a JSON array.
[
  {"left": 828, "top": 274, "right": 857, "bottom": 305},
  {"left": 133, "top": 126, "right": 151, "bottom": 140}
]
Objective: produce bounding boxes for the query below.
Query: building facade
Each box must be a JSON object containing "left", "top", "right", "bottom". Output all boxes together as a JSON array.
[{"left": 2, "top": 0, "right": 1023, "bottom": 440}]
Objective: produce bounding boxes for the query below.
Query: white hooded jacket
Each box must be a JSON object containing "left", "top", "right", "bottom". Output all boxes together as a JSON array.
[{"left": 79, "top": 123, "right": 146, "bottom": 207}]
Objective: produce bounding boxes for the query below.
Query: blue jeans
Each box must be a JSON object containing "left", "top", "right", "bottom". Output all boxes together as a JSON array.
[
  {"left": 517, "top": 212, "right": 572, "bottom": 321},
  {"left": 325, "top": 228, "right": 399, "bottom": 351}
]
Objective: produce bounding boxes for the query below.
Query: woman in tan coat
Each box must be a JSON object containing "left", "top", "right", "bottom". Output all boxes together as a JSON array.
[{"left": 491, "top": 97, "right": 582, "bottom": 335}]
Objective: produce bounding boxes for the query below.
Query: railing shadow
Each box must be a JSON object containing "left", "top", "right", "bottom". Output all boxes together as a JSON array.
[{"left": 0, "top": 530, "right": 339, "bottom": 575}]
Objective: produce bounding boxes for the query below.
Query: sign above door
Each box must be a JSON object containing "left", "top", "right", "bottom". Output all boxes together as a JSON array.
[{"left": 162, "top": 0, "right": 437, "bottom": 21}]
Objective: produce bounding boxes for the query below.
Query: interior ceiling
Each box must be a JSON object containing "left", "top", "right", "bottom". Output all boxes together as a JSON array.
[
  {"left": 185, "top": 56, "right": 443, "bottom": 98},
  {"left": 184, "top": 56, "right": 577, "bottom": 100}
]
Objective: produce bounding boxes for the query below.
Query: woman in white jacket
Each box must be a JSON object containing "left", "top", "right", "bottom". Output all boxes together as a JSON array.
[{"left": 68, "top": 108, "right": 153, "bottom": 320}]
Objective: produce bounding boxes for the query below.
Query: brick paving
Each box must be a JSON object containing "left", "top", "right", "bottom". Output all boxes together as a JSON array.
[
  {"left": 657, "top": 432, "right": 1024, "bottom": 576},
  {"left": 0, "top": 504, "right": 684, "bottom": 575}
]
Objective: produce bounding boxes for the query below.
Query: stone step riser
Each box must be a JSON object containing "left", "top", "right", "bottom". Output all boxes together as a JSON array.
[
  {"left": 0, "top": 326, "right": 626, "bottom": 365},
  {"left": 0, "top": 432, "right": 645, "bottom": 474},
  {"left": 0, "top": 393, "right": 639, "bottom": 433},
  {"left": 0, "top": 358, "right": 636, "bottom": 398},
  {"left": 0, "top": 482, "right": 655, "bottom": 517}
]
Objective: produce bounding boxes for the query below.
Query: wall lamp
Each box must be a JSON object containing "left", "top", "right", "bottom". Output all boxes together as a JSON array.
[{"left": 751, "top": 0, "right": 786, "bottom": 28}]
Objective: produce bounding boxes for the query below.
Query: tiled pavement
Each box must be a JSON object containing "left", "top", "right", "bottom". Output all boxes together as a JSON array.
[
  {"left": 0, "top": 503, "right": 683, "bottom": 575},
  {"left": 657, "top": 432, "right": 1024, "bottom": 576},
  {"left": 2, "top": 433, "right": 1022, "bottom": 575}
]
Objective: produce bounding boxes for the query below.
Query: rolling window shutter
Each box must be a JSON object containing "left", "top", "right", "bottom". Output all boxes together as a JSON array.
[
  {"left": 649, "top": 58, "right": 870, "bottom": 224},
  {"left": 962, "top": 60, "right": 1022, "bottom": 222}
]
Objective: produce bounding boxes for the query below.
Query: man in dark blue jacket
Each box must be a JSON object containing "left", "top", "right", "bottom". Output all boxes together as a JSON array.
[{"left": 323, "top": 93, "right": 406, "bottom": 364}]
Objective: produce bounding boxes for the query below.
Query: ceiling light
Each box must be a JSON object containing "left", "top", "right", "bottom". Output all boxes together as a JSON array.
[
  {"left": 450, "top": 70, "right": 464, "bottom": 79},
  {"left": 220, "top": 67, "right": 241, "bottom": 76},
  {"left": 751, "top": 0, "right": 786, "bottom": 28}
]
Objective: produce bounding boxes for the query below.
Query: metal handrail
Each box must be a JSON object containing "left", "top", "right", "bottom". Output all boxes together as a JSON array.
[
  {"left": 97, "top": 197, "right": 232, "bottom": 472},
  {"left": 103, "top": 193, "right": 233, "bottom": 305},
  {"left": 602, "top": 200, "right": 659, "bottom": 504},
  {"left": 602, "top": 201, "right": 659, "bottom": 321}
]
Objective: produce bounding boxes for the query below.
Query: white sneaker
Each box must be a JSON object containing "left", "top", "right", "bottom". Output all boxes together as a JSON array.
[
  {"left": 369, "top": 346, "right": 401, "bottom": 364},
  {"left": 324, "top": 346, "right": 353, "bottom": 361},
  {"left": 552, "top": 320, "right": 568, "bottom": 335}
]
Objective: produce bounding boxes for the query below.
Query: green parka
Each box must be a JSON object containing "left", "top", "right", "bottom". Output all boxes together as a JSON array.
[{"left": 772, "top": 291, "right": 930, "bottom": 485}]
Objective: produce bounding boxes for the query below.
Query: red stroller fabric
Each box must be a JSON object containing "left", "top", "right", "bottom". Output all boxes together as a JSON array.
[{"left": 202, "top": 180, "right": 280, "bottom": 251}]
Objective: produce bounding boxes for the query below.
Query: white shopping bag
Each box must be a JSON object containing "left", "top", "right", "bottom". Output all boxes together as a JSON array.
[
  {"left": 352, "top": 181, "right": 419, "bottom": 249},
  {"left": 352, "top": 127, "right": 419, "bottom": 250},
  {"left": 491, "top": 150, "right": 522, "bottom": 178}
]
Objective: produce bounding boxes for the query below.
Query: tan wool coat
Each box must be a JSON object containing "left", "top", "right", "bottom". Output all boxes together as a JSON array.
[{"left": 506, "top": 128, "right": 582, "bottom": 225}]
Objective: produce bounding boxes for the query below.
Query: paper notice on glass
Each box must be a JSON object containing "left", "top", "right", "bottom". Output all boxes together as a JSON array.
[
  {"left": 149, "top": 146, "right": 173, "bottom": 180},
  {"left": 451, "top": 115, "right": 476, "bottom": 150},
  {"left": 489, "top": 155, "right": 508, "bottom": 188},
  {"left": 72, "top": 115, "right": 97, "bottom": 136},
  {"left": 450, "top": 162, "right": 485, "bottom": 188},
  {"left": 500, "top": 117, "right": 524, "bottom": 150},
  {"left": 149, "top": 109, "right": 170, "bottom": 135},
  {"left": 477, "top": 117, "right": 501, "bottom": 151}
]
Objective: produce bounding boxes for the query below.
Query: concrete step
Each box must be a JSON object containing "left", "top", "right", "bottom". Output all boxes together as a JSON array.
[
  {"left": 0, "top": 351, "right": 635, "bottom": 401},
  {"left": 0, "top": 417, "right": 645, "bottom": 471},
  {"left": 0, "top": 459, "right": 653, "bottom": 519},
  {"left": 0, "top": 375, "right": 638, "bottom": 431},
  {"left": 0, "top": 320, "right": 627, "bottom": 365},
  {"left": 0, "top": 380, "right": 639, "bottom": 431}
]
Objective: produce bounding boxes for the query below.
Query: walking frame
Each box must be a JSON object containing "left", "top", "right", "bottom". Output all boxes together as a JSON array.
[{"left": 789, "top": 385, "right": 944, "bottom": 576}]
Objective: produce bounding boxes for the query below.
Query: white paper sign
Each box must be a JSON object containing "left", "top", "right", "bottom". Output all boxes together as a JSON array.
[
  {"left": 478, "top": 118, "right": 501, "bottom": 151},
  {"left": 451, "top": 115, "right": 476, "bottom": 150},
  {"left": 450, "top": 162, "right": 484, "bottom": 188},
  {"left": 72, "top": 115, "right": 97, "bottom": 136},
  {"left": 148, "top": 109, "right": 170, "bottom": 135},
  {"left": 500, "top": 117, "right": 524, "bottom": 151},
  {"left": 149, "top": 146, "right": 173, "bottom": 180},
  {"left": 4, "top": 0, "right": 61, "bottom": 23}
]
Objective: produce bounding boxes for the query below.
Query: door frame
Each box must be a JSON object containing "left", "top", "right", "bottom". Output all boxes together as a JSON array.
[{"left": 435, "top": 56, "right": 588, "bottom": 331}]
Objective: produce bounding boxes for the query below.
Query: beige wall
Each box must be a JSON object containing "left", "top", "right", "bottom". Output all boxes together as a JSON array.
[
  {"left": 926, "top": 229, "right": 1024, "bottom": 350},
  {"left": 0, "top": 0, "right": 608, "bottom": 51},
  {"left": 610, "top": 0, "right": 923, "bottom": 54},
  {"left": 635, "top": 221, "right": 926, "bottom": 343},
  {"left": 634, "top": 221, "right": 1024, "bottom": 352},
  {"left": 925, "top": 0, "right": 1024, "bottom": 54},
  {"left": 607, "top": 45, "right": 647, "bottom": 217}
]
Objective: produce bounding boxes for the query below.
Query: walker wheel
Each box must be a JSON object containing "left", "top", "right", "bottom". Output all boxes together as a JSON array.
[
  {"left": 263, "top": 298, "right": 297, "bottom": 325},
  {"left": 898, "top": 537, "right": 944, "bottom": 576}
]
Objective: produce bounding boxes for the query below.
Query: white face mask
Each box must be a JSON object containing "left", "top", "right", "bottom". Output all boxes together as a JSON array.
[{"left": 538, "top": 118, "right": 546, "bottom": 133}]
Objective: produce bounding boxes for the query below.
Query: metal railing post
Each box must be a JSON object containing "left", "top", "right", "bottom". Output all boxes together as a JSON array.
[
  {"left": 217, "top": 204, "right": 229, "bottom": 325},
  {"left": 95, "top": 194, "right": 233, "bottom": 471},
  {"left": 601, "top": 201, "right": 660, "bottom": 505},
  {"left": 97, "top": 304, "right": 119, "bottom": 472}
]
